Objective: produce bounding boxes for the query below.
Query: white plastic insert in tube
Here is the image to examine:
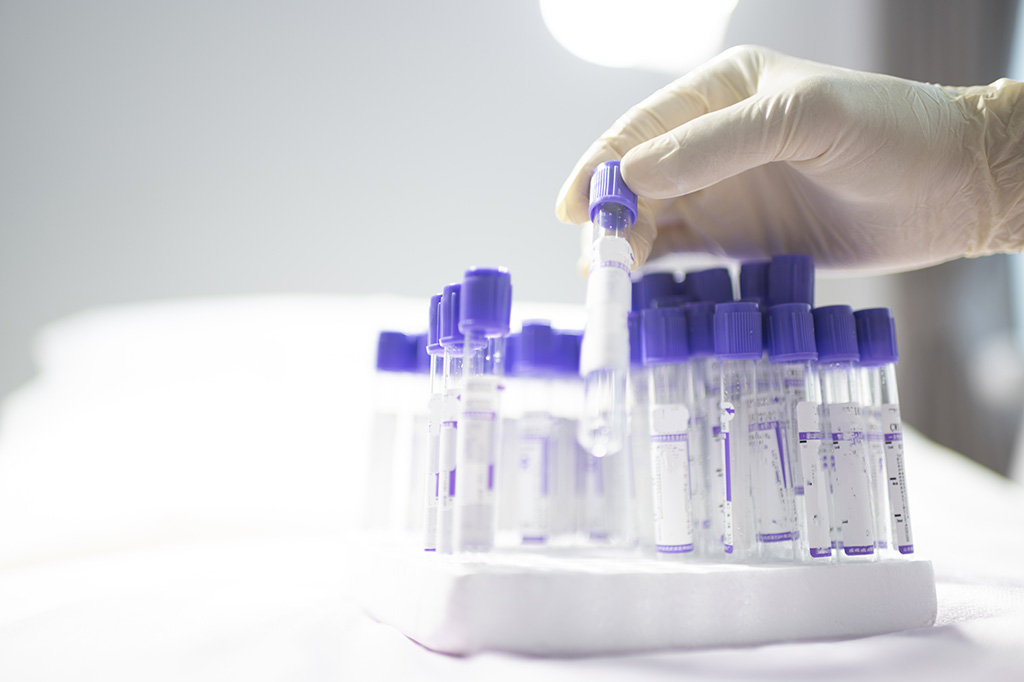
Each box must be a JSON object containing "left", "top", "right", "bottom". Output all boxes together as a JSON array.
[{"left": 578, "top": 161, "right": 637, "bottom": 459}]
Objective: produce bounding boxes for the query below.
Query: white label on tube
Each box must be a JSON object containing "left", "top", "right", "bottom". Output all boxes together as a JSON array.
[
  {"left": 751, "top": 395, "right": 795, "bottom": 543},
  {"left": 517, "top": 417, "right": 550, "bottom": 544},
  {"left": 437, "top": 390, "right": 458, "bottom": 554},
  {"left": 796, "top": 401, "right": 831, "bottom": 558},
  {"left": 580, "top": 236, "right": 632, "bottom": 376},
  {"left": 423, "top": 396, "right": 442, "bottom": 551},
  {"left": 649, "top": 403, "right": 694, "bottom": 553},
  {"left": 828, "top": 402, "right": 875, "bottom": 556},
  {"left": 882, "top": 403, "right": 914, "bottom": 553}
]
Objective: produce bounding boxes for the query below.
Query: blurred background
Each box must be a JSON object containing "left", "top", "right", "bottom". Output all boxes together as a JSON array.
[{"left": 2, "top": 0, "right": 1023, "bottom": 478}]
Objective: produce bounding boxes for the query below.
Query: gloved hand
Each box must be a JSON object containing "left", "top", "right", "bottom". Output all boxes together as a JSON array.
[{"left": 556, "top": 45, "right": 1024, "bottom": 273}]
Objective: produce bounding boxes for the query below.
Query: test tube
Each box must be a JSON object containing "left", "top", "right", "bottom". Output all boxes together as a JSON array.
[
  {"left": 855, "top": 308, "right": 914, "bottom": 557},
  {"left": 436, "top": 283, "right": 464, "bottom": 554},
  {"left": 514, "top": 321, "right": 560, "bottom": 545},
  {"left": 453, "top": 267, "right": 512, "bottom": 553},
  {"left": 683, "top": 302, "right": 717, "bottom": 555},
  {"left": 642, "top": 307, "right": 696, "bottom": 557},
  {"left": 768, "top": 303, "right": 832, "bottom": 562},
  {"left": 713, "top": 302, "right": 762, "bottom": 561},
  {"left": 423, "top": 294, "right": 444, "bottom": 552},
  {"left": 578, "top": 160, "right": 637, "bottom": 458},
  {"left": 814, "top": 305, "right": 877, "bottom": 562},
  {"left": 549, "top": 331, "right": 583, "bottom": 541},
  {"left": 629, "top": 311, "right": 655, "bottom": 553}
]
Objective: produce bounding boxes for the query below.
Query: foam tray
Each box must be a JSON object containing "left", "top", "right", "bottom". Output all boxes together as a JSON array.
[{"left": 358, "top": 541, "right": 937, "bottom": 656}]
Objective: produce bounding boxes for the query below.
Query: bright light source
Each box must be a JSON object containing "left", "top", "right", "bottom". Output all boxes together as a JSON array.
[{"left": 540, "top": 0, "right": 738, "bottom": 74}]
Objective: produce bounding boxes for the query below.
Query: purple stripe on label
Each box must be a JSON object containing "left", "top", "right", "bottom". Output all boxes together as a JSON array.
[
  {"left": 876, "top": 540, "right": 887, "bottom": 549},
  {"left": 831, "top": 431, "right": 865, "bottom": 443},
  {"left": 724, "top": 544, "right": 733, "bottom": 554},
  {"left": 487, "top": 464, "right": 494, "bottom": 491},
  {"left": 899, "top": 544, "right": 914, "bottom": 554},
  {"left": 597, "top": 260, "right": 631, "bottom": 274},
  {"left": 656, "top": 543, "right": 694, "bottom": 553},
  {"left": 434, "top": 472, "right": 439, "bottom": 498},
  {"left": 424, "top": 548, "right": 436, "bottom": 552},
  {"left": 712, "top": 426, "right": 722, "bottom": 437},
  {"left": 774, "top": 422, "right": 788, "bottom": 488},
  {"left": 448, "top": 468, "right": 456, "bottom": 497},
  {"left": 521, "top": 536, "right": 547, "bottom": 544},
  {"left": 589, "top": 531, "right": 608, "bottom": 541},
  {"left": 844, "top": 545, "right": 875, "bottom": 556},
  {"left": 794, "top": 485, "right": 805, "bottom": 495},
  {"left": 784, "top": 378, "right": 804, "bottom": 387},
  {"left": 810, "top": 547, "right": 832, "bottom": 558},
  {"left": 885, "top": 433, "right": 903, "bottom": 442},
  {"left": 724, "top": 431, "right": 732, "bottom": 502},
  {"left": 650, "top": 433, "right": 688, "bottom": 443},
  {"left": 758, "top": 531, "right": 796, "bottom": 543},
  {"left": 867, "top": 433, "right": 885, "bottom": 442},
  {"left": 463, "top": 411, "right": 496, "bottom": 421},
  {"left": 798, "top": 431, "right": 823, "bottom": 441},
  {"left": 442, "top": 421, "right": 457, "bottom": 428}
]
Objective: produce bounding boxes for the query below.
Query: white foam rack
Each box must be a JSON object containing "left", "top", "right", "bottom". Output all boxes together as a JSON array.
[{"left": 357, "top": 538, "right": 937, "bottom": 656}]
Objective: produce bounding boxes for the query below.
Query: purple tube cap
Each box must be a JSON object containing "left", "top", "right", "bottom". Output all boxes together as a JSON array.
[
  {"left": 682, "top": 302, "right": 715, "bottom": 358},
  {"left": 439, "top": 283, "right": 464, "bottom": 350},
  {"left": 516, "top": 321, "right": 558, "bottom": 377},
  {"left": 555, "top": 331, "right": 582, "bottom": 376},
  {"left": 714, "top": 302, "right": 762, "bottom": 360},
  {"left": 641, "top": 307, "right": 689, "bottom": 365},
  {"left": 854, "top": 308, "right": 899, "bottom": 366},
  {"left": 685, "top": 267, "right": 734, "bottom": 304},
  {"left": 628, "top": 311, "right": 643, "bottom": 367},
  {"left": 634, "top": 271, "right": 678, "bottom": 310},
  {"left": 813, "top": 305, "right": 860, "bottom": 363},
  {"left": 427, "top": 293, "right": 443, "bottom": 355},
  {"left": 459, "top": 266, "right": 512, "bottom": 336},
  {"left": 739, "top": 260, "right": 770, "bottom": 306},
  {"left": 768, "top": 254, "right": 815, "bottom": 307},
  {"left": 768, "top": 303, "right": 817, "bottom": 363},
  {"left": 589, "top": 161, "right": 638, "bottom": 226},
  {"left": 377, "top": 331, "right": 417, "bottom": 372}
]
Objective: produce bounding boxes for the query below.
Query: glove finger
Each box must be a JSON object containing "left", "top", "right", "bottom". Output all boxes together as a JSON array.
[
  {"left": 621, "top": 86, "right": 834, "bottom": 199},
  {"left": 555, "top": 45, "right": 775, "bottom": 227}
]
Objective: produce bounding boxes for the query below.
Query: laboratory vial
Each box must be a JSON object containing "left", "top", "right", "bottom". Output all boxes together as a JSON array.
[
  {"left": 713, "top": 302, "right": 762, "bottom": 561},
  {"left": 453, "top": 267, "right": 513, "bottom": 553},
  {"left": 684, "top": 267, "right": 734, "bottom": 304},
  {"left": 423, "top": 294, "right": 444, "bottom": 552},
  {"left": 406, "top": 332, "right": 431, "bottom": 532},
  {"left": 641, "top": 307, "right": 697, "bottom": 558},
  {"left": 814, "top": 305, "right": 877, "bottom": 562},
  {"left": 579, "top": 160, "right": 637, "bottom": 459},
  {"left": 683, "top": 302, "right": 717, "bottom": 555},
  {"left": 513, "top": 321, "right": 562, "bottom": 545},
  {"left": 436, "top": 283, "right": 464, "bottom": 554},
  {"left": 768, "top": 303, "right": 833, "bottom": 562},
  {"left": 855, "top": 308, "right": 914, "bottom": 557},
  {"left": 549, "top": 331, "right": 584, "bottom": 541},
  {"left": 628, "top": 311, "right": 655, "bottom": 553},
  {"left": 368, "top": 330, "right": 422, "bottom": 532}
]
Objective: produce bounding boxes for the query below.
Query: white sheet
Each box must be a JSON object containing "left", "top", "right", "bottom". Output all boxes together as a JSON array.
[{"left": 0, "top": 295, "right": 1020, "bottom": 681}]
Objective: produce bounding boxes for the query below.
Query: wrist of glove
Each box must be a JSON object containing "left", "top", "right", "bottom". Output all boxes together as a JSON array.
[{"left": 556, "top": 45, "right": 1024, "bottom": 274}]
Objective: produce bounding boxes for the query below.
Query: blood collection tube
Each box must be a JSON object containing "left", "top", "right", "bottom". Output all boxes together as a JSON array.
[
  {"left": 435, "top": 283, "right": 464, "bottom": 554},
  {"left": 578, "top": 160, "right": 637, "bottom": 458},
  {"left": 814, "top": 305, "right": 877, "bottom": 562},
  {"left": 423, "top": 294, "right": 444, "bottom": 552},
  {"left": 713, "top": 302, "right": 762, "bottom": 560},
  {"left": 453, "top": 267, "right": 512, "bottom": 553},
  {"left": 855, "top": 308, "right": 914, "bottom": 557},
  {"left": 769, "top": 303, "right": 832, "bottom": 562},
  {"left": 642, "top": 307, "right": 696, "bottom": 557}
]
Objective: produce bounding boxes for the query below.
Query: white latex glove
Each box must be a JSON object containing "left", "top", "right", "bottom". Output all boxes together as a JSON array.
[{"left": 556, "top": 45, "right": 1024, "bottom": 273}]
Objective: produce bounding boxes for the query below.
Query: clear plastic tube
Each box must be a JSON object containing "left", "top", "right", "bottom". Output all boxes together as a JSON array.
[
  {"left": 423, "top": 351, "right": 443, "bottom": 552},
  {"left": 715, "top": 358, "right": 757, "bottom": 561},
  {"left": 647, "top": 362, "right": 696, "bottom": 557},
  {"left": 516, "top": 375, "right": 555, "bottom": 545},
  {"left": 750, "top": 357, "right": 798, "bottom": 561},
  {"left": 436, "top": 348, "right": 462, "bottom": 554},
  {"left": 454, "top": 333, "right": 505, "bottom": 553},
  {"left": 776, "top": 359, "right": 833, "bottom": 562},
  {"left": 818, "top": 361, "right": 877, "bottom": 562},
  {"left": 629, "top": 367, "right": 654, "bottom": 553},
  {"left": 860, "top": 363, "right": 914, "bottom": 556}
]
